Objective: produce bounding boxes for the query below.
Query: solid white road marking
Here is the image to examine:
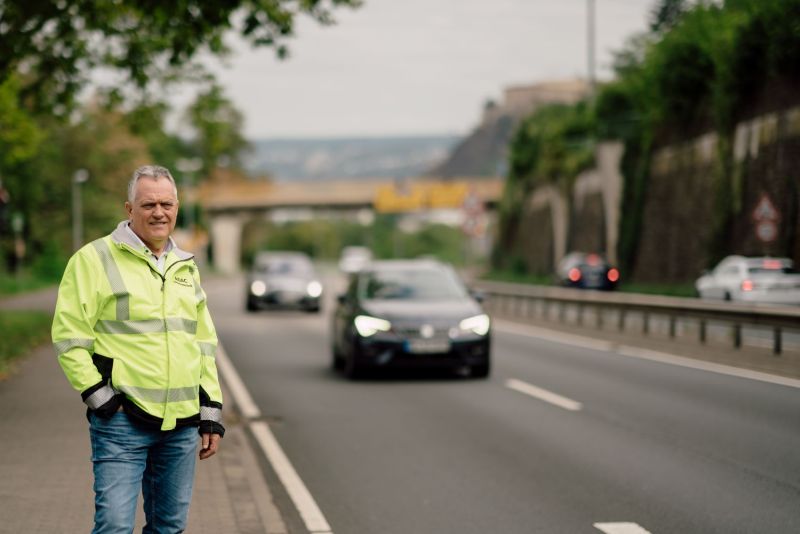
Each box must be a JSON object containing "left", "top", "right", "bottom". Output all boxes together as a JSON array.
[
  {"left": 494, "top": 319, "right": 800, "bottom": 389},
  {"left": 505, "top": 378, "right": 583, "bottom": 411},
  {"left": 616, "top": 345, "right": 800, "bottom": 389},
  {"left": 251, "top": 422, "right": 332, "bottom": 534},
  {"left": 215, "top": 344, "right": 260, "bottom": 419},
  {"left": 594, "top": 522, "right": 652, "bottom": 533},
  {"left": 216, "top": 343, "right": 334, "bottom": 534}
]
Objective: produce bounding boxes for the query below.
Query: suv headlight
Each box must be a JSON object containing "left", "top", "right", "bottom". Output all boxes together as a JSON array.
[
  {"left": 458, "top": 314, "right": 490, "bottom": 336},
  {"left": 307, "top": 281, "right": 323, "bottom": 298},
  {"left": 354, "top": 315, "right": 392, "bottom": 337},
  {"left": 250, "top": 280, "right": 267, "bottom": 296}
]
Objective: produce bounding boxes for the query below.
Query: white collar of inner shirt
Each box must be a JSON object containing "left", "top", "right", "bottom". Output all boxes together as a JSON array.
[{"left": 125, "top": 222, "right": 174, "bottom": 262}]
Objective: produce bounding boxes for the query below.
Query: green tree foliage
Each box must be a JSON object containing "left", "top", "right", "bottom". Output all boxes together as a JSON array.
[
  {"left": 0, "top": 0, "right": 357, "bottom": 279},
  {"left": 650, "top": 0, "right": 689, "bottom": 33},
  {"left": 0, "top": 0, "right": 360, "bottom": 112},
  {"left": 241, "top": 217, "right": 468, "bottom": 267},
  {"left": 0, "top": 77, "right": 43, "bottom": 169},
  {"left": 186, "top": 84, "right": 251, "bottom": 175},
  {"left": 497, "top": 103, "right": 595, "bottom": 272},
  {"left": 123, "top": 100, "right": 192, "bottom": 171},
  {"left": 1, "top": 104, "right": 152, "bottom": 275}
]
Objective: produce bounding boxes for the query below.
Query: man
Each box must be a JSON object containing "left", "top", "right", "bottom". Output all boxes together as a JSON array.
[{"left": 52, "top": 165, "right": 224, "bottom": 533}]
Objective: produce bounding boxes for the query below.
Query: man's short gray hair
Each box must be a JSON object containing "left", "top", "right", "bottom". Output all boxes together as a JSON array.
[{"left": 128, "top": 165, "right": 178, "bottom": 203}]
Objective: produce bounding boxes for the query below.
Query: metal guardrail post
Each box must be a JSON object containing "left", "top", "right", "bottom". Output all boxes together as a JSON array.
[
  {"left": 643, "top": 312, "right": 650, "bottom": 336},
  {"left": 733, "top": 324, "right": 742, "bottom": 349},
  {"left": 699, "top": 320, "right": 707, "bottom": 344},
  {"left": 596, "top": 306, "right": 603, "bottom": 329},
  {"left": 669, "top": 316, "right": 677, "bottom": 338},
  {"left": 774, "top": 327, "right": 782, "bottom": 355},
  {"left": 577, "top": 304, "right": 584, "bottom": 326},
  {"left": 618, "top": 308, "right": 626, "bottom": 332}
]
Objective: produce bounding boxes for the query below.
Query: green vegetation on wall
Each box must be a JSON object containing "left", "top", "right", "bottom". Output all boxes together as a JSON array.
[
  {"left": 499, "top": 0, "right": 800, "bottom": 278},
  {"left": 497, "top": 103, "right": 595, "bottom": 274}
]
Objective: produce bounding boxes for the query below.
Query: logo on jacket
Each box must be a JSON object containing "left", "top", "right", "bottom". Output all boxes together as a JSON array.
[{"left": 173, "top": 275, "right": 193, "bottom": 288}]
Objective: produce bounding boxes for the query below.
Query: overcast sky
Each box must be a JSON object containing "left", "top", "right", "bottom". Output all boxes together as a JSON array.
[{"left": 181, "top": 0, "right": 653, "bottom": 139}]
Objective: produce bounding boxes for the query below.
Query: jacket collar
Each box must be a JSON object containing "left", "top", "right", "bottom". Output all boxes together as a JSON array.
[{"left": 110, "top": 220, "right": 193, "bottom": 261}]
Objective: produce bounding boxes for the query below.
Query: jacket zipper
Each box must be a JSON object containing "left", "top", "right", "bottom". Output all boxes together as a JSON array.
[{"left": 158, "top": 256, "right": 194, "bottom": 424}]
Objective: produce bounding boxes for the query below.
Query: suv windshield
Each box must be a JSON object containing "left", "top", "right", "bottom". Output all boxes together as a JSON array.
[{"left": 360, "top": 268, "right": 467, "bottom": 300}]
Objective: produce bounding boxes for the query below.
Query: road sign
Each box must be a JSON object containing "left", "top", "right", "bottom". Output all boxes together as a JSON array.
[
  {"left": 755, "top": 220, "right": 778, "bottom": 242},
  {"left": 751, "top": 193, "right": 780, "bottom": 243}
]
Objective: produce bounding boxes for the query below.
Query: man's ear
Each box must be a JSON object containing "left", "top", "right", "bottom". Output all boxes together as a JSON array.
[{"left": 125, "top": 201, "right": 133, "bottom": 218}]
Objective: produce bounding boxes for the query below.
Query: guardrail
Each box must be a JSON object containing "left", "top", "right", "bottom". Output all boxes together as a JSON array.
[{"left": 473, "top": 280, "right": 800, "bottom": 355}]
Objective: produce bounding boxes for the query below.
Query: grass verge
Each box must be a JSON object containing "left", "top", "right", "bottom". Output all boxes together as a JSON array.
[
  {"left": 0, "top": 310, "right": 52, "bottom": 379},
  {"left": 481, "top": 270, "right": 554, "bottom": 286},
  {"left": 482, "top": 270, "right": 696, "bottom": 298},
  {"left": 0, "top": 271, "right": 57, "bottom": 297}
]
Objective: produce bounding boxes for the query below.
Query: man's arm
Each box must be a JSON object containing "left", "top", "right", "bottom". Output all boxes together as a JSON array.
[
  {"left": 52, "top": 249, "right": 119, "bottom": 417},
  {"left": 194, "top": 267, "right": 225, "bottom": 453}
]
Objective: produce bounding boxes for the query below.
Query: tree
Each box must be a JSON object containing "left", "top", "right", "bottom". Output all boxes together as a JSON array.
[
  {"left": 650, "top": 0, "right": 689, "bottom": 33},
  {"left": 186, "top": 83, "right": 250, "bottom": 175},
  {"left": 123, "top": 99, "right": 192, "bottom": 171},
  {"left": 0, "top": 0, "right": 360, "bottom": 112}
]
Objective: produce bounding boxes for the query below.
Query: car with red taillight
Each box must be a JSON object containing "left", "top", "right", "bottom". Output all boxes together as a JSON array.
[
  {"left": 695, "top": 255, "right": 800, "bottom": 305},
  {"left": 556, "top": 252, "right": 620, "bottom": 290}
]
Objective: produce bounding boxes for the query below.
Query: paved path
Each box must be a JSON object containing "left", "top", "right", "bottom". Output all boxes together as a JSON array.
[{"left": 0, "top": 286, "right": 287, "bottom": 534}]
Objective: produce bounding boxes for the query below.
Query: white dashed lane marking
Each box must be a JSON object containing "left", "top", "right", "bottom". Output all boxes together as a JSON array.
[
  {"left": 505, "top": 378, "right": 583, "bottom": 411},
  {"left": 594, "top": 522, "right": 652, "bottom": 533}
]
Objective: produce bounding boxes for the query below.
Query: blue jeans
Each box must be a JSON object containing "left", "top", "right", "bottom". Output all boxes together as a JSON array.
[{"left": 89, "top": 411, "right": 198, "bottom": 534}]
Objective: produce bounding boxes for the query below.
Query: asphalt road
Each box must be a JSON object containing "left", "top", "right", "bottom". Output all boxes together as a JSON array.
[{"left": 206, "top": 273, "right": 800, "bottom": 534}]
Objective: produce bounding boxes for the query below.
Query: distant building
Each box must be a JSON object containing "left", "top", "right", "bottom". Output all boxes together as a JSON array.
[{"left": 483, "top": 79, "right": 590, "bottom": 123}]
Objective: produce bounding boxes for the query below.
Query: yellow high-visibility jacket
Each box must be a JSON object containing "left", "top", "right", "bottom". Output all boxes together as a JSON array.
[{"left": 52, "top": 221, "right": 223, "bottom": 433}]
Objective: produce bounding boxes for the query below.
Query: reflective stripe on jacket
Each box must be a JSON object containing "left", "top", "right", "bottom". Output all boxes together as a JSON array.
[{"left": 52, "top": 220, "right": 223, "bottom": 431}]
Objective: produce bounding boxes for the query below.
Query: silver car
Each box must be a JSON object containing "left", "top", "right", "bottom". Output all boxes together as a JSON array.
[
  {"left": 246, "top": 251, "right": 323, "bottom": 312},
  {"left": 695, "top": 255, "right": 800, "bottom": 305}
]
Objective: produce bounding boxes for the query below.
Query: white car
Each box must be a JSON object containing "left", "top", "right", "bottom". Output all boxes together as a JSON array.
[
  {"left": 338, "top": 246, "right": 373, "bottom": 274},
  {"left": 695, "top": 255, "right": 800, "bottom": 305}
]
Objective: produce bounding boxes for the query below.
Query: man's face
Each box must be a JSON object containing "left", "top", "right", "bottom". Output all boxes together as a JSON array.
[{"left": 125, "top": 176, "right": 179, "bottom": 250}]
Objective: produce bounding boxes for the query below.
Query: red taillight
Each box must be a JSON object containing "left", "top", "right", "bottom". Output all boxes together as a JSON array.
[
  {"left": 568, "top": 268, "right": 581, "bottom": 282},
  {"left": 607, "top": 268, "right": 620, "bottom": 283},
  {"left": 741, "top": 279, "right": 754, "bottom": 291}
]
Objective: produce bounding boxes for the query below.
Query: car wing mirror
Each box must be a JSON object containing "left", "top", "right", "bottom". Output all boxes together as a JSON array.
[
  {"left": 337, "top": 293, "right": 347, "bottom": 305},
  {"left": 470, "top": 289, "right": 485, "bottom": 303}
]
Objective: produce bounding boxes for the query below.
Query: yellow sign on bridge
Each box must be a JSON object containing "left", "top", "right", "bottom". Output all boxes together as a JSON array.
[{"left": 374, "top": 181, "right": 471, "bottom": 213}]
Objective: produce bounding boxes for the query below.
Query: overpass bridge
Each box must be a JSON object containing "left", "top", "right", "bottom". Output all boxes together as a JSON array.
[{"left": 194, "top": 176, "right": 504, "bottom": 273}]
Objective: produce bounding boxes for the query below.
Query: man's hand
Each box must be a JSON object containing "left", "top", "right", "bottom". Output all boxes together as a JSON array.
[{"left": 199, "top": 433, "right": 221, "bottom": 460}]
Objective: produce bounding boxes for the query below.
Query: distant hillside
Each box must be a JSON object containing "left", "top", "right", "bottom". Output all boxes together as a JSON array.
[
  {"left": 427, "top": 114, "right": 515, "bottom": 177},
  {"left": 244, "top": 136, "right": 460, "bottom": 181},
  {"left": 429, "top": 79, "right": 589, "bottom": 178}
]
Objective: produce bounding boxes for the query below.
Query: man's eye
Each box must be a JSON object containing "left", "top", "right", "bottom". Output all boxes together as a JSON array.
[
  {"left": 142, "top": 204, "right": 156, "bottom": 209},
  {"left": 162, "top": 203, "right": 174, "bottom": 209}
]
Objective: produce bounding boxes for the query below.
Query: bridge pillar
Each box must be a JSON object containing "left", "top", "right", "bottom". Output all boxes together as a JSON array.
[{"left": 209, "top": 213, "right": 245, "bottom": 274}]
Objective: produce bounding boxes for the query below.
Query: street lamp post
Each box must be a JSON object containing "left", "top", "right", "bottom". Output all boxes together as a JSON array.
[
  {"left": 587, "top": 0, "right": 596, "bottom": 96},
  {"left": 72, "top": 168, "right": 89, "bottom": 252}
]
